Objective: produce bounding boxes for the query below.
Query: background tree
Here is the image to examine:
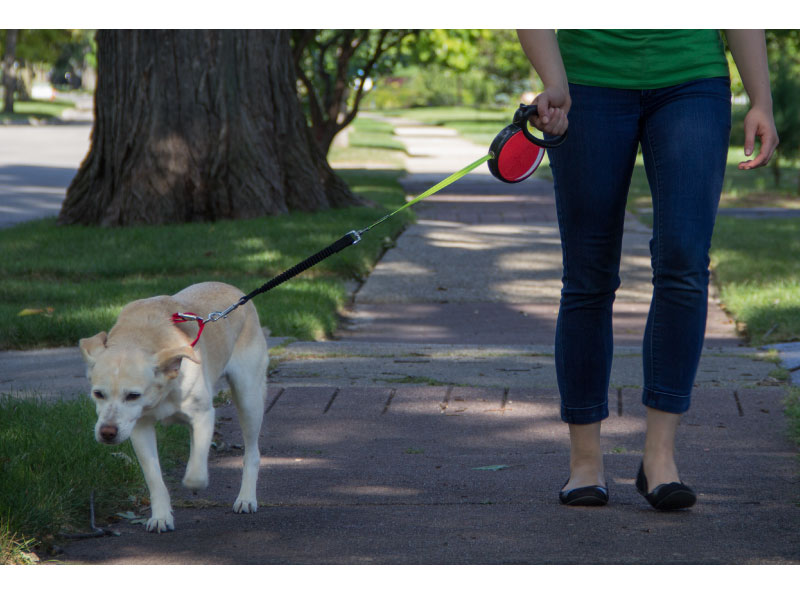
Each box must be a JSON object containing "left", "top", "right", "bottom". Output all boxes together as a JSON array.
[
  {"left": 765, "top": 29, "right": 800, "bottom": 192},
  {"left": 1, "top": 29, "right": 18, "bottom": 113},
  {"left": 59, "top": 30, "right": 363, "bottom": 227},
  {"left": 291, "top": 29, "right": 416, "bottom": 156}
]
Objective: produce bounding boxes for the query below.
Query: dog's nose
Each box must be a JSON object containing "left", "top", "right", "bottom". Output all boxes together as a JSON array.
[{"left": 99, "top": 424, "right": 118, "bottom": 442}]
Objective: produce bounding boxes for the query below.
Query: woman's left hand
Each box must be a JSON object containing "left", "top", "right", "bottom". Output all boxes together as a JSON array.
[{"left": 738, "top": 105, "right": 779, "bottom": 170}]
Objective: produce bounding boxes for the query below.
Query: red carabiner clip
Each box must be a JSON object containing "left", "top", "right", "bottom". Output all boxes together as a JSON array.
[{"left": 170, "top": 312, "right": 205, "bottom": 347}]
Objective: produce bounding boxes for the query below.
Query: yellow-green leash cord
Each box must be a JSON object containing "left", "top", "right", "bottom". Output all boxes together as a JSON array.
[
  {"left": 186, "top": 152, "right": 496, "bottom": 329},
  {"left": 357, "top": 152, "right": 493, "bottom": 236}
]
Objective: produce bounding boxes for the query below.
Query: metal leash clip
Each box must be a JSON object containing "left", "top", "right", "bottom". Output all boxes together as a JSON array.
[
  {"left": 174, "top": 312, "right": 205, "bottom": 324},
  {"left": 205, "top": 301, "right": 242, "bottom": 323}
]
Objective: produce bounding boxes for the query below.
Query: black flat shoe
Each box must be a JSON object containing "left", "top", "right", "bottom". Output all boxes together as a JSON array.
[
  {"left": 635, "top": 462, "right": 696, "bottom": 511},
  {"left": 559, "top": 481, "right": 609, "bottom": 506}
]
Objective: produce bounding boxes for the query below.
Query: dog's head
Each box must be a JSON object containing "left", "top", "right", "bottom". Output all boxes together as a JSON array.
[{"left": 79, "top": 332, "right": 199, "bottom": 445}]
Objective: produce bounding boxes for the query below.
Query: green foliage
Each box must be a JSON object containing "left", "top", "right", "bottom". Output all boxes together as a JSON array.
[
  {"left": 15, "top": 30, "right": 72, "bottom": 64},
  {"left": 371, "top": 30, "right": 533, "bottom": 109},
  {"left": 0, "top": 29, "right": 92, "bottom": 67},
  {"left": 292, "top": 29, "right": 417, "bottom": 152},
  {"left": 371, "top": 64, "right": 501, "bottom": 109},
  {"left": 297, "top": 30, "right": 534, "bottom": 118},
  {"left": 766, "top": 31, "right": 800, "bottom": 191}
]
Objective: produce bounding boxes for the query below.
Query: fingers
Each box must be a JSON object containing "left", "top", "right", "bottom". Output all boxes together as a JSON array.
[
  {"left": 530, "top": 98, "right": 568, "bottom": 135},
  {"left": 738, "top": 143, "right": 774, "bottom": 170},
  {"left": 537, "top": 107, "right": 568, "bottom": 136},
  {"left": 738, "top": 108, "right": 780, "bottom": 170},
  {"left": 738, "top": 127, "right": 779, "bottom": 170}
]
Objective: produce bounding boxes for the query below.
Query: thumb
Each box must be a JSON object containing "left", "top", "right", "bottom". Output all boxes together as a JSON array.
[{"left": 536, "top": 94, "right": 551, "bottom": 124}]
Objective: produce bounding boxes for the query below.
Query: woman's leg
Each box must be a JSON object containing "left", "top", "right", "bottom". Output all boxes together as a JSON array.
[
  {"left": 547, "top": 84, "right": 641, "bottom": 490},
  {"left": 639, "top": 77, "right": 732, "bottom": 489}
]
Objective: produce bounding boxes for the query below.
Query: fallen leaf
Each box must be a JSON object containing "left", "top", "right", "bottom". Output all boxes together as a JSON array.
[{"left": 17, "top": 307, "right": 54, "bottom": 317}]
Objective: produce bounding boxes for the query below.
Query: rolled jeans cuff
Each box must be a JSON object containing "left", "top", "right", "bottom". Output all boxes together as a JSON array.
[
  {"left": 561, "top": 401, "right": 609, "bottom": 425},
  {"left": 642, "top": 387, "right": 691, "bottom": 415}
]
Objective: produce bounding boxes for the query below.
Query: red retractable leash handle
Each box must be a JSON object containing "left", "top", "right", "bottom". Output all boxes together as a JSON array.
[{"left": 488, "top": 103, "right": 568, "bottom": 184}]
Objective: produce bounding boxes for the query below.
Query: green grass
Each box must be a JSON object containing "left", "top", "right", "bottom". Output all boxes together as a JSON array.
[
  {"left": 0, "top": 98, "right": 76, "bottom": 121},
  {"left": 380, "top": 106, "right": 515, "bottom": 144},
  {"left": 0, "top": 394, "right": 189, "bottom": 562},
  {"left": 626, "top": 149, "right": 800, "bottom": 214},
  {"left": 710, "top": 217, "right": 800, "bottom": 344},
  {"left": 0, "top": 169, "right": 412, "bottom": 349},
  {"left": 328, "top": 116, "right": 407, "bottom": 167}
]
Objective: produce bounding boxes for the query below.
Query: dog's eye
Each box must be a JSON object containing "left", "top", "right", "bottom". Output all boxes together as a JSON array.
[
  {"left": 93, "top": 390, "right": 105, "bottom": 400},
  {"left": 125, "top": 392, "right": 141, "bottom": 402}
]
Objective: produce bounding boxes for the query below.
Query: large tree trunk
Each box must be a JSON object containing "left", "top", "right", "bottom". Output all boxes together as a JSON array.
[
  {"left": 59, "top": 30, "right": 364, "bottom": 227},
  {"left": 2, "top": 29, "right": 18, "bottom": 114}
]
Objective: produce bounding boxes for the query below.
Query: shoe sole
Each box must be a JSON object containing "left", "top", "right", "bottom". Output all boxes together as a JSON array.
[
  {"left": 652, "top": 489, "right": 697, "bottom": 511},
  {"left": 559, "top": 485, "right": 609, "bottom": 507},
  {"left": 562, "top": 495, "right": 608, "bottom": 507}
]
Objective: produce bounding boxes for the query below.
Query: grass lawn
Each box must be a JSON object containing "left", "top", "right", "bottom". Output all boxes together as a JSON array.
[
  {"left": 328, "top": 116, "right": 406, "bottom": 167},
  {"left": 0, "top": 172, "right": 411, "bottom": 349},
  {"left": 0, "top": 394, "right": 189, "bottom": 563},
  {"left": 380, "top": 105, "right": 515, "bottom": 145},
  {"left": 710, "top": 217, "right": 800, "bottom": 344},
  {"left": 626, "top": 148, "right": 800, "bottom": 213},
  {"left": 0, "top": 98, "right": 77, "bottom": 121}
]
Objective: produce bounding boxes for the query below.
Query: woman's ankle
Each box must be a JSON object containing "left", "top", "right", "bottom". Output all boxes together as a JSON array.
[{"left": 564, "top": 422, "right": 606, "bottom": 490}]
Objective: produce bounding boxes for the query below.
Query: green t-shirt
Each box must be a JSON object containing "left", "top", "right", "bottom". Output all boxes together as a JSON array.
[{"left": 557, "top": 29, "right": 729, "bottom": 89}]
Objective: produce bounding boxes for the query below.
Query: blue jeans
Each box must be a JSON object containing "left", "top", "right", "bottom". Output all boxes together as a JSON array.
[{"left": 547, "top": 77, "right": 732, "bottom": 424}]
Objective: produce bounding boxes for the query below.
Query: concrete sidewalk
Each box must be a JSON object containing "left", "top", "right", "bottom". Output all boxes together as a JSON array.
[{"left": 2, "top": 119, "right": 798, "bottom": 564}]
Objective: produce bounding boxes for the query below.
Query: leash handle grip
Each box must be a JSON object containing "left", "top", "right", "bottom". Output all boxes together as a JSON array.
[
  {"left": 513, "top": 104, "right": 568, "bottom": 148},
  {"left": 240, "top": 231, "right": 359, "bottom": 303}
]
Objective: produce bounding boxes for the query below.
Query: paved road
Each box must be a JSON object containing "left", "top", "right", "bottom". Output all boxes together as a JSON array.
[{"left": 0, "top": 123, "right": 92, "bottom": 228}]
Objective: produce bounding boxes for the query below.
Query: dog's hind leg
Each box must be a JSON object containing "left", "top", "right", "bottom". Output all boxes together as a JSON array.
[
  {"left": 130, "top": 420, "right": 175, "bottom": 533},
  {"left": 226, "top": 332, "right": 268, "bottom": 514}
]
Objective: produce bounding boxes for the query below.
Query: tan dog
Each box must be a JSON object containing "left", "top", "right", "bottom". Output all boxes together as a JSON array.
[{"left": 79, "top": 282, "right": 268, "bottom": 533}]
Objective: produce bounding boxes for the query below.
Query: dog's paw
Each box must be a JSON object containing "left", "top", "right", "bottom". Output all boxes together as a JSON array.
[
  {"left": 233, "top": 496, "right": 258, "bottom": 514},
  {"left": 182, "top": 473, "right": 209, "bottom": 491},
  {"left": 145, "top": 515, "right": 175, "bottom": 533}
]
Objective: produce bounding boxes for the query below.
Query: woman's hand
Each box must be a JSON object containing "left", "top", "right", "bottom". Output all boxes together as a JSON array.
[
  {"left": 724, "top": 30, "right": 780, "bottom": 170},
  {"left": 738, "top": 104, "right": 779, "bottom": 170},
  {"left": 531, "top": 86, "right": 571, "bottom": 136}
]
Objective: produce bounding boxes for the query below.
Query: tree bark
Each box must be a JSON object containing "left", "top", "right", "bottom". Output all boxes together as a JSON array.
[
  {"left": 2, "top": 29, "right": 18, "bottom": 114},
  {"left": 59, "top": 30, "right": 364, "bottom": 227}
]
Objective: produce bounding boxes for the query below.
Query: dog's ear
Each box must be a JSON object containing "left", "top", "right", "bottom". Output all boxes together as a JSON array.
[
  {"left": 79, "top": 332, "right": 108, "bottom": 368},
  {"left": 154, "top": 345, "right": 200, "bottom": 380}
]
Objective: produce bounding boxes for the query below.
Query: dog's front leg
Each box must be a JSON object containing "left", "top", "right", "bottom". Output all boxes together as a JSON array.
[
  {"left": 183, "top": 401, "right": 214, "bottom": 491},
  {"left": 130, "top": 421, "right": 174, "bottom": 533}
]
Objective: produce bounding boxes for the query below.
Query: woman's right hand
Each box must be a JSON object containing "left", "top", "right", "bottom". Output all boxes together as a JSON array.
[{"left": 531, "top": 87, "right": 571, "bottom": 136}]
